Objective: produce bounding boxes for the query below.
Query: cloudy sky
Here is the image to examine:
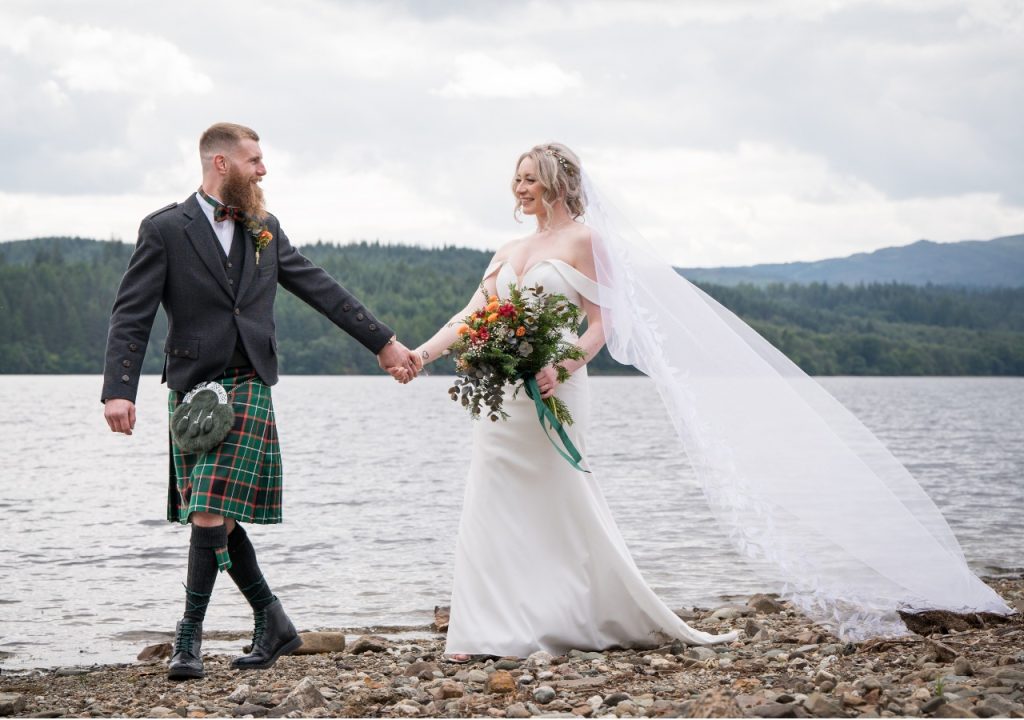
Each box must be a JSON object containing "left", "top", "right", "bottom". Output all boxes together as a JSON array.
[{"left": 1, "top": 0, "right": 1021, "bottom": 267}]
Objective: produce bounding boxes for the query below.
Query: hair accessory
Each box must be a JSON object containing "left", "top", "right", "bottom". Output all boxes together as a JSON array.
[{"left": 544, "top": 149, "right": 576, "bottom": 177}]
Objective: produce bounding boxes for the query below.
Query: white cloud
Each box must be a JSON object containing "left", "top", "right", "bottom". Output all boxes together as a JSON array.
[
  {"left": 0, "top": 0, "right": 1020, "bottom": 267},
  {"left": 436, "top": 52, "right": 582, "bottom": 98},
  {"left": 585, "top": 143, "right": 1024, "bottom": 267},
  {"left": 0, "top": 14, "right": 212, "bottom": 96}
]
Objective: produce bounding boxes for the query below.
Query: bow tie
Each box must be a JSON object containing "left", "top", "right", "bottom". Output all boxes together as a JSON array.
[
  {"left": 198, "top": 188, "right": 245, "bottom": 223},
  {"left": 213, "top": 204, "right": 245, "bottom": 223}
]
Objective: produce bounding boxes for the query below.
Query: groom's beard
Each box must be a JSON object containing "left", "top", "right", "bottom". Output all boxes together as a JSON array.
[{"left": 222, "top": 164, "right": 267, "bottom": 220}]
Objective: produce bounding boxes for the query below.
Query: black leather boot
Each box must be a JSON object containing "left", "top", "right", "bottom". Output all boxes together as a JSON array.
[
  {"left": 231, "top": 599, "right": 302, "bottom": 670},
  {"left": 167, "top": 619, "right": 204, "bottom": 680}
]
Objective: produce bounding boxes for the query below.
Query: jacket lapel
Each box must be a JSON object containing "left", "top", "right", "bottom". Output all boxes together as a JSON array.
[
  {"left": 233, "top": 222, "right": 257, "bottom": 306},
  {"left": 182, "top": 194, "right": 234, "bottom": 299}
]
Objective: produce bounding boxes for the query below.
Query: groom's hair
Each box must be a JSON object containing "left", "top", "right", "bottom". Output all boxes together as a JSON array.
[{"left": 200, "top": 123, "right": 260, "bottom": 167}]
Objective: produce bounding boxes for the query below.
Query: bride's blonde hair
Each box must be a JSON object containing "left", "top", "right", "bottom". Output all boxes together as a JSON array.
[{"left": 512, "top": 142, "right": 586, "bottom": 225}]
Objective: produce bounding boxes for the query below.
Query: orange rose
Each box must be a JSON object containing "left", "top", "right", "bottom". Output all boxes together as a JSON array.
[
  {"left": 488, "top": 295, "right": 499, "bottom": 304},
  {"left": 457, "top": 324, "right": 471, "bottom": 335},
  {"left": 515, "top": 326, "right": 526, "bottom": 337},
  {"left": 485, "top": 301, "right": 500, "bottom": 312},
  {"left": 487, "top": 313, "right": 499, "bottom": 323}
]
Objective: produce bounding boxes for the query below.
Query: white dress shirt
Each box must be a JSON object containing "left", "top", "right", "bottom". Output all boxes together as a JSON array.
[{"left": 194, "top": 192, "right": 235, "bottom": 256}]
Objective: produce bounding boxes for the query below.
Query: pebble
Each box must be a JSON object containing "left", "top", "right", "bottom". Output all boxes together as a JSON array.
[
  {"left": 349, "top": 634, "right": 390, "bottom": 654},
  {"left": 534, "top": 686, "right": 557, "bottom": 704},
  {"left": 506, "top": 702, "right": 532, "bottom": 718},
  {"left": 484, "top": 670, "right": 516, "bottom": 694},
  {"left": 292, "top": 631, "right": 346, "bottom": 656},
  {"left": 5, "top": 579, "right": 1023, "bottom": 719}
]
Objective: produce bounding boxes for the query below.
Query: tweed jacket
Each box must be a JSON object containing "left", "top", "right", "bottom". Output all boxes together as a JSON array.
[{"left": 101, "top": 194, "right": 393, "bottom": 403}]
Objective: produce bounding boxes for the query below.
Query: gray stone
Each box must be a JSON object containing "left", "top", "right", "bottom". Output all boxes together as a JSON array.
[
  {"left": 518, "top": 674, "right": 535, "bottom": 685},
  {"left": 506, "top": 703, "right": 532, "bottom": 719},
  {"left": 349, "top": 634, "right": 390, "bottom": 654},
  {"left": 227, "top": 685, "right": 252, "bottom": 704},
  {"left": 280, "top": 677, "right": 327, "bottom": 712},
  {"left": 148, "top": 708, "right": 175, "bottom": 719},
  {"left": 748, "top": 594, "right": 785, "bottom": 614},
  {"left": 467, "top": 669, "right": 489, "bottom": 684},
  {"left": 683, "top": 646, "right": 718, "bottom": 662},
  {"left": 568, "top": 650, "right": 605, "bottom": 661},
  {"left": 803, "top": 693, "right": 843, "bottom": 717},
  {"left": 534, "top": 686, "right": 557, "bottom": 704},
  {"left": 752, "top": 702, "right": 801, "bottom": 718},
  {"left": 920, "top": 696, "right": 946, "bottom": 714},
  {"left": 527, "top": 650, "right": 554, "bottom": 668},
  {"left": 603, "top": 693, "right": 632, "bottom": 707},
  {"left": 435, "top": 680, "right": 464, "bottom": 700},
  {"left": 935, "top": 702, "right": 978, "bottom": 718},
  {"left": 614, "top": 700, "right": 638, "bottom": 717},
  {"left": 137, "top": 642, "right": 173, "bottom": 662},
  {"left": 494, "top": 658, "right": 521, "bottom": 670},
  {"left": 293, "top": 631, "right": 346, "bottom": 655},
  {"left": 231, "top": 704, "right": 269, "bottom": 718},
  {"left": 404, "top": 661, "right": 441, "bottom": 680},
  {"left": 0, "top": 695, "right": 26, "bottom": 717},
  {"left": 710, "top": 605, "right": 749, "bottom": 620}
]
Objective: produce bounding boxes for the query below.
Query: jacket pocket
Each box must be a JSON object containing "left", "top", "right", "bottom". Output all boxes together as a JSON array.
[{"left": 164, "top": 336, "right": 200, "bottom": 360}]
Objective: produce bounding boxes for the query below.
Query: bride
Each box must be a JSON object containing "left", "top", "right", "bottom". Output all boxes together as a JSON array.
[
  {"left": 408, "top": 142, "right": 1011, "bottom": 659},
  {"left": 412, "top": 142, "right": 739, "bottom": 658}
]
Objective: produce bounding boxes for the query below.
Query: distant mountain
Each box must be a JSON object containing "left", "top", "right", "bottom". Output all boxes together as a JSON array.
[{"left": 680, "top": 234, "right": 1024, "bottom": 288}]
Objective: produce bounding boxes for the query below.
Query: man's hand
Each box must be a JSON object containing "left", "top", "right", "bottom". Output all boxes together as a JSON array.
[
  {"left": 104, "top": 398, "right": 137, "bottom": 435},
  {"left": 377, "top": 339, "right": 423, "bottom": 384}
]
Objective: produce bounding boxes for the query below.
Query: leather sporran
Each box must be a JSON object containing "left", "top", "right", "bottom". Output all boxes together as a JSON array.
[{"left": 170, "top": 381, "right": 235, "bottom": 453}]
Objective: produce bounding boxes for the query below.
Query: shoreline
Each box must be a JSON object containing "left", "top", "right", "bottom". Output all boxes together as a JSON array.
[{"left": 1, "top": 578, "right": 1021, "bottom": 718}]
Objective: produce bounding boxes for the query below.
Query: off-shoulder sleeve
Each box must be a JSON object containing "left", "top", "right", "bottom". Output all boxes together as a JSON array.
[
  {"left": 547, "top": 259, "right": 606, "bottom": 306},
  {"left": 483, "top": 260, "right": 504, "bottom": 281}
]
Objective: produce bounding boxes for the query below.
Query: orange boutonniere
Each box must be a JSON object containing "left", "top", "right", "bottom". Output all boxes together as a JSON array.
[{"left": 244, "top": 219, "right": 274, "bottom": 265}]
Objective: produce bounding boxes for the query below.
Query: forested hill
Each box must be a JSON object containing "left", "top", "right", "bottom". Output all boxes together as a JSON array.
[
  {"left": 681, "top": 234, "right": 1024, "bottom": 288},
  {"left": 1, "top": 237, "right": 1023, "bottom": 376}
]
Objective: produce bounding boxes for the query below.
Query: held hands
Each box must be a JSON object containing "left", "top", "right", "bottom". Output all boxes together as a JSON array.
[
  {"left": 104, "top": 398, "right": 137, "bottom": 435},
  {"left": 377, "top": 338, "right": 423, "bottom": 384}
]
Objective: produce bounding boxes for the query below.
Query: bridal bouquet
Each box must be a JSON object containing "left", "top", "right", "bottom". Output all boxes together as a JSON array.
[{"left": 447, "top": 284, "right": 585, "bottom": 423}]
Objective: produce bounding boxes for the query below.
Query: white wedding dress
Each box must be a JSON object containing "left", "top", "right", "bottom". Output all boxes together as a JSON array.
[{"left": 444, "top": 258, "right": 739, "bottom": 657}]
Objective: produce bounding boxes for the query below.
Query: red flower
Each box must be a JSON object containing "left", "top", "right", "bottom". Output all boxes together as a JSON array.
[
  {"left": 475, "top": 327, "right": 490, "bottom": 343},
  {"left": 498, "top": 303, "right": 516, "bottom": 318}
]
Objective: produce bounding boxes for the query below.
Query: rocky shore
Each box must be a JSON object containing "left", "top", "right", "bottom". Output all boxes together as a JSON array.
[{"left": 1, "top": 577, "right": 1021, "bottom": 718}]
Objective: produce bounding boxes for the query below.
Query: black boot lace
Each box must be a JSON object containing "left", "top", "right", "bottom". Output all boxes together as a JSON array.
[
  {"left": 251, "top": 610, "right": 267, "bottom": 647},
  {"left": 175, "top": 622, "right": 198, "bottom": 654}
]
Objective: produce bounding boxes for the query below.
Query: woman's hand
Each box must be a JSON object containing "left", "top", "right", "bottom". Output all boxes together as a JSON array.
[{"left": 534, "top": 365, "right": 562, "bottom": 399}]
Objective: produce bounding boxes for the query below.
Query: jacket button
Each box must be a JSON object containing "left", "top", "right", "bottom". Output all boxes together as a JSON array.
[
  {"left": 173, "top": 348, "right": 180, "bottom": 355},
  {"left": 122, "top": 359, "right": 131, "bottom": 368},
  {"left": 356, "top": 312, "right": 365, "bottom": 321},
  {"left": 128, "top": 343, "right": 138, "bottom": 352},
  {"left": 184, "top": 351, "right": 192, "bottom": 358},
  {"left": 121, "top": 374, "right": 130, "bottom": 382},
  {"left": 342, "top": 304, "right": 352, "bottom": 312},
  {"left": 234, "top": 308, "right": 240, "bottom": 316},
  {"left": 369, "top": 323, "right": 377, "bottom": 331}
]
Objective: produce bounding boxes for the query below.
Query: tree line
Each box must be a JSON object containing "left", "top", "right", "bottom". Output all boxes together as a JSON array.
[{"left": 1, "top": 237, "right": 1022, "bottom": 376}]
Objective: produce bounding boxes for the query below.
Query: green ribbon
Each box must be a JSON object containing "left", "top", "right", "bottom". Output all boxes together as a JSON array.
[{"left": 524, "top": 377, "right": 590, "bottom": 474}]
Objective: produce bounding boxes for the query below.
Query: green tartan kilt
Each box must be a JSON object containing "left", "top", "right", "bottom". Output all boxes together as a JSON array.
[{"left": 167, "top": 368, "right": 283, "bottom": 524}]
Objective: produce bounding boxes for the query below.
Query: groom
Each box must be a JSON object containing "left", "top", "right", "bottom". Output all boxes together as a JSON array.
[{"left": 101, "top": 122, "right": 420, "bottom": 680}]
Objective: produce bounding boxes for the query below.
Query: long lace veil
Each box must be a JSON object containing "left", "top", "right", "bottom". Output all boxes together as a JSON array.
[{"left": 582, "top": 172, "right": 1011, "bottom": 640}]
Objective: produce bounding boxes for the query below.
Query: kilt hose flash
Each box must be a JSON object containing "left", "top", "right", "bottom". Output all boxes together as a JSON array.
[{"left": 168, "top": 368, "right": 283, "bottom": 528}]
